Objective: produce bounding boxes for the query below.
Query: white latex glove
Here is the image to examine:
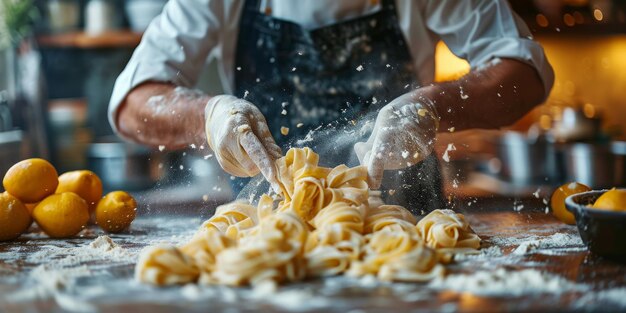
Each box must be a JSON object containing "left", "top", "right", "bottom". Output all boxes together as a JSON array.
[
  {"left": 205, "top": 95, "right": 282, "bottom": 192},
  {"left": 354, "top": 92, "right": 439, "bottom": 189}
]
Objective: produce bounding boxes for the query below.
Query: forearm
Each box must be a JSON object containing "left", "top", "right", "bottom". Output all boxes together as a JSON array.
[
  {"left": 418, "top": 58, "right": 546, "bottom": 131},
  {"left": 116, "top": 83, "right": 210, "bottom": 149}
]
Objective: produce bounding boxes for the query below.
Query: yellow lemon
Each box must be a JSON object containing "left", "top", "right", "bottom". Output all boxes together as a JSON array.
[
  {"left": 95, "top": 191, "right": 137, "bottom": 233},
  {"left": 56, "top": 170, "right": 103, "bottom": 210},
  {"left": 0, "top": 192, "right": 32, "bottom": 241},
  {"left": 3, "top": 158, "right": 58, "bottom": 203},
  {"left": 25, "top": 202, "right": 39, "bottom": 216},
  {"left": 592, "top": 188, "right": 626, "bottom": 212},
  {"left": 551, "top": 182, "right": 591, "bottom": 225},
  {"left": 32, "top": 192, "right": 89, "bottom": 238}
]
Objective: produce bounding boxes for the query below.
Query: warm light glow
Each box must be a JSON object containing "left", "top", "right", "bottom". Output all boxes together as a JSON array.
[
  {"left": 539, "top": 114, "right": 552, "bottom": 130},
  {"left": 573, "top": 11, "right": 585, "bottom": 24},
  {"left": 536, "top": 14, "right": 549, "bottom": 27},
  {"left": 538, "top": 36, "right": 626, "bottom": 138},
  {"left": 583, "top": 103, "right": 596, "bottom": 118},
  {"left": 550, "top": 106, "right": 563, "bottom": 122},
  {"left": 594, "top": 9, "right": 604, "bottom": 21},
  {"left": 434, "top": 41, "right": 470, "bottom": 82},
  {"left": 563, "top": 13, "right": 576, "bottom": 27}
]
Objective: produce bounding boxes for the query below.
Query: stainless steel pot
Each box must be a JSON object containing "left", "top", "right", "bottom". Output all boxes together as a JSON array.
[
  {"left": 611, "top": 141, "right": 626, "bottom": 187},
  {"left": 560, "top": 141, "right": 626, "bottom": 188},
  {"left": 87, "top": 141, "right": 163, "bottom": 191},
  {"left": 494, "top": 131, "right": 560, "bottom": 185},
  {"left": 552, "top": 106, "right": 602, "bottom": 142}
]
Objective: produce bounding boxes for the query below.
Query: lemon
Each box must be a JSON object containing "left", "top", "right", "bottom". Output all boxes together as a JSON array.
[
  {"left": 32, "top": 192, "right": 89, "bottom": 238},
  {"left": 24, "top": 202, "right": 38, "bottom": 216},
  {"left": 0, "top": 192, "right": 32, "bottom": 241},
  {"left": 592, "top": 188, "right": 626, "bottom": 212},
  {"left": 95, "top": 191, "right": 137, "bottom": 233},
  {"left": 3, "top": 158, "right": 58, "bottom": 203},
  {"left": 551, "top": 182, "right": 591, "bottom": 225},
  {"left": 56, "top": 170, "right": 103, "bottom": 210}
]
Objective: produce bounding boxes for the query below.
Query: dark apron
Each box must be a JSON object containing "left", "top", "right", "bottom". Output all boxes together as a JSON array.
[{"left": 232, "top": 0, "right": 444, "bottom": 214}]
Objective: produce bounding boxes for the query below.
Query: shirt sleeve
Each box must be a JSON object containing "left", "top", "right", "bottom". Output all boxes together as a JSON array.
[
  {"left": 108, "top": 0, "right": 223, "bottom": 135},
  {"left": 423, "top": 0, "right": 554, "bottom": 98}
]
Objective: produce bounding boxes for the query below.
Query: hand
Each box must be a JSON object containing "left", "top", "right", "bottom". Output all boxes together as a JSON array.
[
  {"left": 354, "top": 92, "right": 439, "bottom": 189},
  {"left": 205, "top": 95, "right": 282, "bottom": 192}
]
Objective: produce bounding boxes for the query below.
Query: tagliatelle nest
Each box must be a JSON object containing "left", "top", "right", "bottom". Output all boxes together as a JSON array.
[{"left": 135, "top": 148, "right": 481, "bottom": 287}]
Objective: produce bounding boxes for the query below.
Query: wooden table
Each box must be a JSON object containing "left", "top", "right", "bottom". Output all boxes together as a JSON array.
[{"left": 1, "top": 199, "right": 625, "bottom": 312}]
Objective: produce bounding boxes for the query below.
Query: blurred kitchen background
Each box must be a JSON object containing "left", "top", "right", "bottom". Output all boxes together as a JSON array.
[{"left": 1, "top": 0, "right": 625, "bottom": 211}]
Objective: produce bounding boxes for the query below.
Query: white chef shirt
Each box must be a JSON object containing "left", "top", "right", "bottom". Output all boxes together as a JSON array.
[{"left": 108, "top": 0, "right": 554, "bottom": 134}]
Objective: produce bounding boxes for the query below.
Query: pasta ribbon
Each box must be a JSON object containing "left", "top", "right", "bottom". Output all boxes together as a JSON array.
[
  {"left": 135, "top": 245, "right": 200, "bottom": 285},
  {"left": 180, "top": 228, "right": 235, "bottom": 273},
  {"left": 199, "top": 201, "right": 258, "bottom": 240},
  {"left": 135, "top": 148, "right": 480, "bottom": 287},
  {"left": 212, "top": 213, "right": 307, "bottom": 286},
  {"left": 364, "top": 205, "right": 417, "bottom": 233},
  {"left": 311, "top": 202, "right": 365, "bottom": 233},
  {"left": 416, "top": 209, "right": 481, "bottom": 250},
  {"left": 306, "top": 224, "right": 364, "bottom": 261}
]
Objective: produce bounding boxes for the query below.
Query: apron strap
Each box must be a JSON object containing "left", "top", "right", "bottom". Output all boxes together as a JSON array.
[{"left": 244, "top": 0, "right": 261, "bottom": 12}]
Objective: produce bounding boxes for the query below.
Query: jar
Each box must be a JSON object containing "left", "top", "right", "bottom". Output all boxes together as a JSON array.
[
  {"left": 47, "top": 0, "right": 80, "bottom": 33},
  {"left": 85, "top": 0, "right": 116, "bottom": 35}
]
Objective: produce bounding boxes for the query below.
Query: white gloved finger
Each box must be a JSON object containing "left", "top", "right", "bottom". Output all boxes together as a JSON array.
[
  {"left": 240, "top": 130, "right": 281, "bottom": 193},
  {"left": 208, "top": 119, "right": 260, "bottom": 177},
  {"left": 263, "top": 137, "right": 282, "bottom": 160},
  {"left": 354, "top": 141, "right": 372, "bottom": 164},
  {"left": 355, "top": 119, "right": 379, "bottom": 165},
  {"left": 251, "top": 118, "right": 283, "bottom": 161},
  {"left": 366, "top": 138, "right": 385, "bottom": 190}
]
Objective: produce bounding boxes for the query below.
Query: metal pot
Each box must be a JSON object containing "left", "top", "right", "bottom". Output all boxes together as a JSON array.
[
  {"left": 552, "top": 106, "right": 602, "bottom": 142},
  {"left": 87, "top": 141, "right": 163, "bottom": 191},
  {"left": 560, "top": 141, "right": 626, "bottom": 189},
  {"left": 611, "top": 141, "right": 626, "bottom": 187},
  {"left": 494, "top": 131, "right": 560, "bottom": 185}
]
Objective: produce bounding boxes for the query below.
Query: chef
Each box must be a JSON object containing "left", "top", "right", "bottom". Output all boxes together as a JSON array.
[{"left": 109, "top": 0, "right": 554, "bottom": 211}]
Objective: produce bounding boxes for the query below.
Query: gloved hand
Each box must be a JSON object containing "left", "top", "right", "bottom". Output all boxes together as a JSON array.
[
  {"left": 205, "top": 95, "right": 282, "bottom": 192},
  {"left": 354, "top": 92, "right": 439, "bottom": 189}
]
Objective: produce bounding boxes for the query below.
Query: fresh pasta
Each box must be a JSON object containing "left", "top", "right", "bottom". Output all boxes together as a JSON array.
[
  {"left": 135, "top": 147, "right": 481, "bottom": 287},
  {"left": 416, "top": 209, "right": 481, "bottom": 250},
  {"left": 135, "top": 245, "right": 200, "bottom": 285}
]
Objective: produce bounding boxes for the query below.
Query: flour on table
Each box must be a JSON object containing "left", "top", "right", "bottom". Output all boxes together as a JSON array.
[
  {"left": 25, "top": 235, "right": 135, "bottom": 268},
  {"left": 576, "top": 288, "right": 626, "bottom": 308},
  {"left": 453, "top": 245, "right": 503, "bottom": 261},
  {"left": 249, "top": 287, "right": 332, "bottom": 311},
  {"left": 512, "top": 233, "right": 585, "bottom": 255},
  {"left": 488, "top": 232, "right": 582, "bottom": 247},
  {"left": 89, "top": 235, "right": 120, "bottom": 251},
  {"left": 7, "top": 265, "right": 92, "bottom": 302},
  {"left": 7, "top": 264, "right": 100, "bottom": 312},
  {"left": 6, "top": 236, "right": 130, "bottom": 302},
  {"left": 429, "top": 268, "right": 585, "bottom": 296}
]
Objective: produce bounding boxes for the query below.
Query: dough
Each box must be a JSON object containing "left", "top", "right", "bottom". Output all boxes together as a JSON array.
[
  {"left": 135, "top": 148, "right": 480, "bottom": 287},
  {"left": 135, "top": 245, "right": 199, "bottom": 285},
  {"left": 416, "top": 209, "right": 481, "bottom": 250}
]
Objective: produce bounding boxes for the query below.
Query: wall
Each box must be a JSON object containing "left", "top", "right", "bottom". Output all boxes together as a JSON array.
[
  {"left": 539, "top": 35, "right": 626, "bottom": 137},
  {"left": 434, "top": 35, "right": 626, "bottom": 139}
]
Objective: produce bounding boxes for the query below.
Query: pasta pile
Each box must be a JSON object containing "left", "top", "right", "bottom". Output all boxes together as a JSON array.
[{"left": 136, "top": 148, "right": 480, "bottom": 287}]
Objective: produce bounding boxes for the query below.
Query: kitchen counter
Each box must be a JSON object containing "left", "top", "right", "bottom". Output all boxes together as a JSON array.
[{"left": 1, "top": 202, "right": 625, "bottom": 312}]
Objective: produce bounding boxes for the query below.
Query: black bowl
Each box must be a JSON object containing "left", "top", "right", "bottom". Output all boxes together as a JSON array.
[{"left": 565, "top": 190, "right": 626, "bottom": 261}]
